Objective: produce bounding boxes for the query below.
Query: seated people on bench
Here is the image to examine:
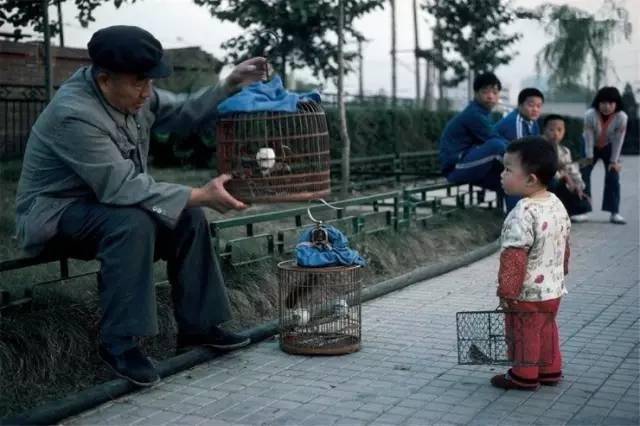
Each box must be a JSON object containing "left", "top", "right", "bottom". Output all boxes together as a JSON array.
[
  {"left": 438, "top": 72, "right": 508, "bottom": 196},
  {"left": 15, "top": 26, "right": 267, "bottom": 387}
]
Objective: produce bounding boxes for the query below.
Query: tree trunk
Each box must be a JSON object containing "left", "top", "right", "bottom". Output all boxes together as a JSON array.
[
  {"left": 412, "top": 0, "right": 420, "bottom": 104},
  {"left": 43, "top": 0, "right": 53, "bottom": 101},
  {"left": 424, "top": 59, "right": 432, "bottom": 110},
  {"left": 390, "top": 0, "right": 397, "bottom": 106},
  {"left": 435, "top": 18, "right": 444, "bottom": 111},
  {"left": 358, "top": 39, "right": 364, "bottom": 101},
  {"left": 56, "top": 0, "right": 64, "bottom": 47},
  {"left": 338, "top": 0, "right": 351, "bottom": 198}
]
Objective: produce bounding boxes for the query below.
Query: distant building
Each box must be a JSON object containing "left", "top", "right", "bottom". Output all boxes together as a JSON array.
[
  {"left": 0, "top": 41, "right": 222, "bottom": 159},
  {"left": 0, "top": 40, "right": 222, "bottom": 91}
]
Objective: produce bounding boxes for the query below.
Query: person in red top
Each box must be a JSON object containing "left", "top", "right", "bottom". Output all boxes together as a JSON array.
[{"left": 578, "top": 87, "right": 628, "bottom": 224}]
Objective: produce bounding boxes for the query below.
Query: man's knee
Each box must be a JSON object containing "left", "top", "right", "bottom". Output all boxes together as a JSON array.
[
  {"left": 483, "top": 137, "right": 508, "bottom": 155},
  {"left": 109, "top": 208, "right": 156, "bottom": 242},
  {"left": 179, "top": 207, "right": 207, "bottom": 225}
]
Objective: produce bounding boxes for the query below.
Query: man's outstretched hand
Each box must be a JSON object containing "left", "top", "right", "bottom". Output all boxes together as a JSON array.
[
  {"left": 224, "top": 57, "right": 270, "bottom": 93},
  {"left": 189, "top": 174, "right": 247, "bottom": 213}
]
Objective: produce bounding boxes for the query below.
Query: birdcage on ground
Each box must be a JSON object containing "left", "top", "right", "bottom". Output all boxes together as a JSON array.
[
  {"left": 278, "top": 260, "right": 362, "bottom": 355},
  {"left": 216, "top": 101, "right": 331, "bottom": 203},
  {"left": 456, "top": 309, "right": 556, "bottom": 366}
]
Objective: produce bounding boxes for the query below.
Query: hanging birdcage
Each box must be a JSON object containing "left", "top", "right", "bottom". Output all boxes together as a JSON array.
[
  {"left": 216, "top": 101, "right": 331, "bottom": 203},
  {"left": 278, "top": 260, "right": 362, "bottom": 355},
  {"left": 456, "top": 310, "right": 557, "bottom": 366}
]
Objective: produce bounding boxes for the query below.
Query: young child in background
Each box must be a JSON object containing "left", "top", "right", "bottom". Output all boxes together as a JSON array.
[
  {"left": 494, "top": 88, "right": 544, "bottom": 141},
  {"left": 543, "top": 114, "right": 592, "bottom": 221},
  {"left": 492, "top": 88, "right": 545, "bottom": 211},
  {"left": 492, "top": 137, "right": 571, "bottom": 391}
]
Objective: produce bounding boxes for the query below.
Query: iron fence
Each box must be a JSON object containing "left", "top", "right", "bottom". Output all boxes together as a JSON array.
[{"left": 0, "top": 85, "right": 47, "bottom": 160}]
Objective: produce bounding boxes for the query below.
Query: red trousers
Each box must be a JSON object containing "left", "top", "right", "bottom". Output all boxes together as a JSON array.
[{"left": 505, "top": 298, "right": 562, "bottom": 388}]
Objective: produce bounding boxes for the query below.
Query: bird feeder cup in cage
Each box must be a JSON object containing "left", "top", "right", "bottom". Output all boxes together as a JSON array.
[
  {"left": 278, "top": 260, "right": 362, "bottom": 355},
  {"left": 216, "top": 101, "right": 331, "bottom": 203}
]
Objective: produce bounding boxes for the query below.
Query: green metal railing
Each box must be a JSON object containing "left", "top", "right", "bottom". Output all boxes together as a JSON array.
[{"left": 0, "top": 168, "right": 499, "bottom": 311}]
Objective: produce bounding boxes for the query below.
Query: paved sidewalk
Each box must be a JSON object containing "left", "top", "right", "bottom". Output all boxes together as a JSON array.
[{"left": 65, "top": 158, "right": 639, "bottom": 426}]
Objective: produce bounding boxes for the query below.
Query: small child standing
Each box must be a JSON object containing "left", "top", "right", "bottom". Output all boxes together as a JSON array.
[
  {"left": 491, "top": 137, "right": 571, "bottom": 391},
  {"left": 543, "top": 114, "right": 592, "bottom": 220}
]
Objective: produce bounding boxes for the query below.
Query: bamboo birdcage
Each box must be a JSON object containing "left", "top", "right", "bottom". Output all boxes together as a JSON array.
[
  {"left": 278, "top": 260, "right": 362, "bottom": 355},
  {"left": 216, "top": 101, "right": 331, "bottom": 203}
]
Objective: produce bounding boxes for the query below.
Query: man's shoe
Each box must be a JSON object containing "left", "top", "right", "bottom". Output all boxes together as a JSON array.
[
  {"left": 570, "top": 214, "right": 589, "bottom": 223},
  {"left": 98, "top": 345, "right": 160, "bottom": 387},
  {"left": 177, "top": 327, "right": 251, "bottom": 352},
  {"left": 610, "top": 213, "right": 626, "bottom": 224}
]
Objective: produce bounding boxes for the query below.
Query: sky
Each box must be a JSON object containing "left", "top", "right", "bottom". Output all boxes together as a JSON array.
[{"left": 21, "top": 0, "right": 640, "bottom": 104}]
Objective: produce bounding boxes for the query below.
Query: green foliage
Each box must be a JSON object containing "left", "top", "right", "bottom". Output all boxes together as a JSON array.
[
  {"left": 533, "top": 0, "right": 632, "bottom": 90},
  {"left": 0, "top": 0, "right": 138, "bottom": 38},
  {"left": 325, "top": 106, "right": 455, "bottom": 157},
  {"left": 545, "top": 82, "right": 594, "bottom": 103},
  {"left": 149, "top": 106, "right": 586, "bottom": 167},
  {"left": 422, "top": 0, "right": 528, "bottom": 87},
  {"left": 191, "top": 0, "right": 385, "bottom": 82}
]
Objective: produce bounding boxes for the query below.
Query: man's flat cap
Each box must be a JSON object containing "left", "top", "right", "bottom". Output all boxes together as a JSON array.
[{"left": 88, "top": 25, "right": 172, "bottom": 78}]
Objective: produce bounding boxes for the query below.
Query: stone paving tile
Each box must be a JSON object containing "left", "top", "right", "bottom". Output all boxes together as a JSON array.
[{"left": 63, "top": 159, "right": 639, "bottom": 425}]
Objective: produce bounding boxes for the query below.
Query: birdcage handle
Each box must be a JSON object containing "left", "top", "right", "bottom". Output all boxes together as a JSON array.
[
  {"left": 307, "top": 199, "right": 342, "bottom": 225},
  {"left": 258, "top": 30, "right": 281, "bottom": 81}
]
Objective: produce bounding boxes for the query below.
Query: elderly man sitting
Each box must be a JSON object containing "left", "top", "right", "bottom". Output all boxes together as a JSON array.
[{"left": 15, "top": 25, "right": 266, "bottom": 386}]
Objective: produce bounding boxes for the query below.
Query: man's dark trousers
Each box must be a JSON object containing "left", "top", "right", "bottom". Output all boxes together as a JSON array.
[{"left": 57, "top": 200, "right": 232, "bottom": 354}]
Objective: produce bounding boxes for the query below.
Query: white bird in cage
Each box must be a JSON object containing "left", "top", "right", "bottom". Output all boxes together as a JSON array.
[
  {"left": 256, "top": 147, "right": 277, "bottom": 176},
  {"left": 333, "top": 299, "right": 349, "bottom": 318},
  {"left": 291, "top": 308, "right": 310, "bottom": 326}
]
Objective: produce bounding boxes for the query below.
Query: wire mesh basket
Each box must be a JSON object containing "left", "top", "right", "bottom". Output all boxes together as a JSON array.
[
  {"left": 278, "top": 260, "right": 362, "bottom": 355},
  {"left": 456, "top": 310, "right": 556, "bottom": 366},
  {"left": 216, "top": 101, "right": 331, "bottom": 203}
]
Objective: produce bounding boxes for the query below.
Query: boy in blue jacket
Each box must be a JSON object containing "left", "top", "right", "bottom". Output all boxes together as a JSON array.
[
  {"left": 439, "top": 73, "right": 506, "bottom": 192},
  {"left": 494, "top": 88, "right": 544, "bottom": 141}
]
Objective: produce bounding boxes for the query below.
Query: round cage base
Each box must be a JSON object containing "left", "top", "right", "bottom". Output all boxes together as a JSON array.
[
  {"left": 227, "top": 187, "right": 331, "bottom": 203},
  {"left": 226, "top": 172, "right": 331, "bottom": 203},
  {"left": 280, "top": 332, "right": 360, "bottom": 356}
]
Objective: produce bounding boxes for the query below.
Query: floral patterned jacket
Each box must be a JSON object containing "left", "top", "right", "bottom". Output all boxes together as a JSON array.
[{"left": 498, "top": 194, "right": 571, "bottom": 302}]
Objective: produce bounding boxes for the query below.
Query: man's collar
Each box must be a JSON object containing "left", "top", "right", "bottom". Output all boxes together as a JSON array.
[
  {"left": 85, "top": 66, "right": 128, "bottom": 128},
  {"left": 517, "top": 111, "right": 534, "bottom": 125},
  {"left": 471, "top": 100, "right": 491, "bottom": 113}
]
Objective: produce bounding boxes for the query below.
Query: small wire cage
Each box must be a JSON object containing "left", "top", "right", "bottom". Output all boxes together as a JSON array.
[
  {"left": 216, "top": 101, "right": 331, "bottom": 203},
  {"left": 456, "top": 310, "right": 556, "bottom": 366},
  {"left": 278, "top": 260, "right": 362, "bottom": 355}
]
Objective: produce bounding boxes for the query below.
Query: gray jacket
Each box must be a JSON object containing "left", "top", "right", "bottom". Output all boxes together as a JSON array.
[
  {"left": 583, "top": 108, "right": 628, "bottom": 162},
  {"left": 15, "top": 66, "right": 230, "bottom": 256}
]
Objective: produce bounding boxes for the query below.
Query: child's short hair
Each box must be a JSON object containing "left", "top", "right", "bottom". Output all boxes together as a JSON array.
[
  {"left": 543, "top": 114, "right": 565, "bottom": 129},
  {"left": 506, "top": 136, "right": 558, "bottom": 186},
  {"left": 518, "top": 88, "right": 544, "bottom": 104},
  {"left": 473, "top": 72, "right": 502, "bottom": 92},
  {"left": 591, "top": 86, "right": 624, "bottom": 112}
]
